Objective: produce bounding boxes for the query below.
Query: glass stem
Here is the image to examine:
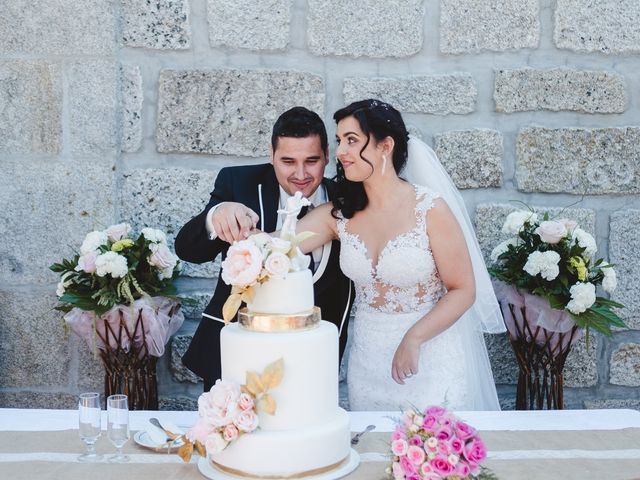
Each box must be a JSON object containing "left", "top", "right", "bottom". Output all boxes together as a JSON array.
[{"left": 86, "top": 442, "right": 96, "bottom": 455}]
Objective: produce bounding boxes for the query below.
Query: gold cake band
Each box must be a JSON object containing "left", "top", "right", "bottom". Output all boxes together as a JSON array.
[
  {"left": 211, "top": 454, "right": 349, "bottom": 479},
  {"left": 237, "top": 306, "right": 321, "bottom": 332}
]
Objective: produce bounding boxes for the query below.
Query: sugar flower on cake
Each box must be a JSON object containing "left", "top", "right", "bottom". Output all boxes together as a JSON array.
[
  {"left": 386, "top": 405, "right": 494, "bottom": 480},
  {"left": 489, "top": 209, "right": 625, "bottom": 341},
  {"left": 179, "top": 358, "right": 284, "bottom": 461},
  {"left": 221, "top": 191, "right": 315, "bottom": 322}
]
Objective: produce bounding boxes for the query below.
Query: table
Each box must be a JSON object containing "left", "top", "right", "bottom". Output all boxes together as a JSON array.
[{"left": 1, "top": 408, "right": 640, "bottom": 479}]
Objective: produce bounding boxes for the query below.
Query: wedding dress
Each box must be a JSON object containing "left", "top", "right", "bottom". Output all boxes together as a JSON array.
[{"left": 338, "top": 137, "right": 504, "bottom": 411}]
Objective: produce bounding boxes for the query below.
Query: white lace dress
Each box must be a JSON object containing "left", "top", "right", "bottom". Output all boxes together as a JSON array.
[{"left": 338, "top": 185, "right": 500, "bottom": 411}]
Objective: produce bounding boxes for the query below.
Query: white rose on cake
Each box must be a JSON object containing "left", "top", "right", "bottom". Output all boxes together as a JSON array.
[
  {"left": 205, "top": 432, "right": 228, "bottom": 454},
  {"left": 264, "top": 252, "right": 291, "bottom": 278},
  {"left": 199, "top": 380, "right": 241, "bottom": 428},
  {"left": 234, "top": 409, "right": 259, "bottom": 433}
]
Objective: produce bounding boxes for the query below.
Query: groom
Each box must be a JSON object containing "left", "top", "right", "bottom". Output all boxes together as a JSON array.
[{"left": 175, "top": 107, "right": 353, "bottom": 391}]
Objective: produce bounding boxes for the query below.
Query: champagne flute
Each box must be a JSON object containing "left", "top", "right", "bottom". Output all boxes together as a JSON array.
[
  {"left": 78, "top": 392, "right": 102, "bottom": 462},
  {"left": 107, "top": 394, "right": 130, "bottom": 463}
]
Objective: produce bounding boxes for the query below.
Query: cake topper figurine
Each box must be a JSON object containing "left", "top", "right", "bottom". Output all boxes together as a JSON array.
[{"left": 278, "top": 191, "right": 311, "bottom": 241}]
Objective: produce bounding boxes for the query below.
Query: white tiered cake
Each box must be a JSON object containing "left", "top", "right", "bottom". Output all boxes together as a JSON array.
[{"left": 210, "top": 269, "right": 352, "bottom": 478}]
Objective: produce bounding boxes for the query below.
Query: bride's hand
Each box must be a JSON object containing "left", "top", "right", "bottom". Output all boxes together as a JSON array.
[{"left": 391, "top": 333, "right": 421, "bottom": 385}]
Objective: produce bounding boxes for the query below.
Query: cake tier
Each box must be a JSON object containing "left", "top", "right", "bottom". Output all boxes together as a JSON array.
[
  {"left": 210, "top": 408, "right": 350, "bottom": 478},
  {"left": 247, "top": 269, "right": 314, "bottom": 314},
  {"left": 220, "top": 321, "right": 339, "bottom": 430}
]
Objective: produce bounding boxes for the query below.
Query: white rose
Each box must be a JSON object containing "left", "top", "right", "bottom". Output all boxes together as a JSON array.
[
  {"left": 141, "top": 227, "right": 167, "bottom": 244},
  {"left": 105, "top": 223, "right": 132, "bottom": 242},
  {"left": 269, "top": 237, "right": 292, "bottom": 254},
  {"left": 601, "top": 264, "right": 617, "bottom": 294},
  {"left": 572, "top": 228, "right": 597, "bottom": 258},
  {"left": 567, "top": 282, "right": 596, "bottom": 314},
  {"left": 95, "top": 251, "right": 128, "bottom": 278},
  {"left": 221, "top": 240, "right": 263, "bottom": 287},
  {"left": 80, "top": 230, "right": 108, "bottom": 255},
  {"left": 523, "top": 250, "right": 561, "bottom": 281},
  {"left": 148, "top": 243, "right": 177, "bottom": 270},
  {"left": 502, "top": 211, "right": 539, "bottom": 235},
  {"left": 264, "top": 252, "right": 291, "bottom": 278},
  {"left": 233, "top": 410, "right": 259, "bottom": 433},
  {"left": 204, "top": 432, "right": 228, "bottom": 455},
  {"left": 249, "top": 232, "right": 273, "bottom": 250},
  {"left": 56, "top": 272, "right": 73, "bottom": 297},
  {"left": 535, "top": 220, "right": 568, "bottom": 244},
  {"left": 490, "top": 237, "right": 519, "bottom": 263}
]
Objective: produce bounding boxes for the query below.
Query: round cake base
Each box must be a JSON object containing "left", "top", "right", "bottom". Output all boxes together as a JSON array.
[{"left": 197, "top": 449, "right": 360, "bottom": 480}]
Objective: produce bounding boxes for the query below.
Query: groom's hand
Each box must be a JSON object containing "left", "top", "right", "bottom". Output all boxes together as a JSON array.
[{"left": 210, "top": 202, "right": 259, "bottom": 243}]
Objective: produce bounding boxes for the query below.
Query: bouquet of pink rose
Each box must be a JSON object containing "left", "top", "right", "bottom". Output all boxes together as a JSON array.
[
  {"left": 178, "top": 358, "right": 283, "bottom": 462},
  {"left": 388, "top": 406, "right": 495, "bottom": 480}
]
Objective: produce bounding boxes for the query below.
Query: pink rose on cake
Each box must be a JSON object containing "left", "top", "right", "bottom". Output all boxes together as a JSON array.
[
  {"left": 264, "top": 252, "right": 291, "bottom": 278},
  {"left": 221, "top": 240, "right": 263, "bottom": 288}
]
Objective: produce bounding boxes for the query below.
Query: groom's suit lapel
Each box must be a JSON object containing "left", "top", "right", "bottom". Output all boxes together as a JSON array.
[{"left": 259, "top": 167, "right": 280, "bottom": 233}]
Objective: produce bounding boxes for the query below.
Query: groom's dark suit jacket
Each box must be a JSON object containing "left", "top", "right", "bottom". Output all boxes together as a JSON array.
[{"left": 175, "top": 163, "right": 353, "bottom": 386}]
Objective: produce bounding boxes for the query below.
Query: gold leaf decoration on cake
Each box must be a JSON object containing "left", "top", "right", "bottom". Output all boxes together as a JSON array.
[
  {"left": 240, "top": 286, "right": 255, "bottom": 304},
  {"left": 222, "top": 292, "right": 242, "bottom": 323},
  {"left": 178, "top": 440, "right": 194, "bottom": 462},
  {"left": 258, "top": 393, "right": 277, "bottom": 415},
  {"left": 245, "top": 371, "right": 266, "bottom": 396},
  {"left": 194, "top": 440, "right": 206, "bottom": 457},
  {"left": 261, "top": 358, "right": 284, "bottom": 389}
]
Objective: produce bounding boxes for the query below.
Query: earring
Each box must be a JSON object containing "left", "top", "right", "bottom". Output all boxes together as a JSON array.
[{"left": 381, "top": 155, "right": 387, "bottom": 176}]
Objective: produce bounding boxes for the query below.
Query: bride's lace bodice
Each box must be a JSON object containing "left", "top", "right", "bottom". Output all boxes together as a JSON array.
[{"left": 337, "top": 185, "right": 447, "bottom": 314}]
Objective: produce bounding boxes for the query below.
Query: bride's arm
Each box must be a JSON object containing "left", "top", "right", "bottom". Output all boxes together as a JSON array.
[
  {"left": 295, "top": 203, "right": 338, "bottom": 253},
  {"left": 392, "top": 197, "right": 476, "bottom": 384}
]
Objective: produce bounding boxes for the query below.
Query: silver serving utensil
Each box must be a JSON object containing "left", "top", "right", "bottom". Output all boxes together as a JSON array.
[
  {"left": 350, "top": 424, "right": 375, "bottom": 445},
  {"left": 149, "top": 417, "right": 175, "bottom": 442}
]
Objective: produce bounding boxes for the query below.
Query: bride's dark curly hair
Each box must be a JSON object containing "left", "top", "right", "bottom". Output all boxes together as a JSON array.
[{"left": 331, "top": 99, "right": 409, "bottom": 219}]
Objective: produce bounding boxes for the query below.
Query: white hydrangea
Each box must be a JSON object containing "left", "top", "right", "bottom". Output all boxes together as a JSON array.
[
  {"left": 95, "top": 251, "right": 128, "bottom": 278},
  {"left": 502, "top": 211, "right": 538, "bottom": 235},
  {"left": 601, "top": 263, "right": 617, "bottom": 294},
  {"left": 567, "top": 282, "right": 596, "bottom": 314},
  {"left": 490, "top": 237, "right": 519, "bottom": 263},
  {"left": 80, "top": 230, "right": 108, "bottom": 255},
  {"left": 142, "top": 227, "right": 167, "bottom": 244},
  {"left": 523, "top": 250, "right": 561, "bottom": 281},
  {"left": 572, "top": 228, "right": 597, "bottom": 258}
]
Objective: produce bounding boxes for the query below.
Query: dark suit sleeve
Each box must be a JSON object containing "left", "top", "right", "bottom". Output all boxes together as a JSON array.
[{"left": 174, "top": 168, "right": 234, "bottom": 264}]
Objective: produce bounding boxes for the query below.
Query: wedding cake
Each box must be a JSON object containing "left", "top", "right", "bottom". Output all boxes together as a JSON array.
[{"left": 208, "top": 192, "right": 352, "bottom": 478}]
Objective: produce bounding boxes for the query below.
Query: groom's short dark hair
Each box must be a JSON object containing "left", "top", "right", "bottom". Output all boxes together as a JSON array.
[{"left": 271, "top": 107, "right": 328, "bottom": 154}]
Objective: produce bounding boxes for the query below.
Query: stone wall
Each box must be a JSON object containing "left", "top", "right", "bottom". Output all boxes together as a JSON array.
[{"left": 1, "top": 0, "right": 639, "bottom": 411}]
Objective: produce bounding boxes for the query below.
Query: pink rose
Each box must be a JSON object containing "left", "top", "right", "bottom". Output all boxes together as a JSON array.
[
  {"left": 391, "top": 427, "right": 407, "bottom": 441},
  {"left": 148, "top": 242, "right": 177, "bottom": 270},
  {"left": 204, "top": 432, "right": 228, "bottom": 454},
  {"left": 237, "top": 393, "right": 254, "bottom": 411},
  {"left": 425, "top": 406, "right": 447, "bottom": 418},
  {"left": 407, "top": 445, "right": 426, "bottom": 465},
  {"left": 221, "top": 240, "right": 263, "bottom": 287},
  {"left": 198, "top": 380, "right": 241, "bottom": 427},
  {"left": 391, "top": 462, "right": 403, "bottom": 479},
  {"left": 234, "top": 409, "right": 259, "bottom": 433},
  {"left": 450, "top": 438, "right": 464, "bottom": 454},
  {"left": 559, "top": 218, "right": 578, "bottom": 234},
  {"left": 186, "top": 417, "right": 213, "bottom": 444},
  {"left": 535, "top": 220, "right": 567, "bottom": 244},
  {"left": 422, "top": 415, "right": 438, "bottom": 432},
  {"left": 400, "top": 455, "right": 417, "bottom": 476},
  {"left": 264, "top": 251, "right": 291, "bottom": 278},
  {"left": 429, "top": 455, "right": 454, "bottom": 477},
  {"left": 435, "top": 427, "right": 452, "bottom": 441},
  {"left": 419, "top": 462, "right": 434, "bottom": 476},
  {"left": 454, "top": 421, "right": 476, "bottom": 441},
  {"left": 406, "top": 475, "right": 420, "bottom": 480},
  {"left": 106, "top": 223, "right": 131, "bottom": 242},
  {"left": 463, "top": 437, "right": 487, "bottom": 466},
  {"left": 222, "top": 424, "right": 239, "bottom": 442},
  {"left": 408, "top": 434, "right": 423, "bottom": 447},
  {"left": 423, "top": 475, "right": 443, "bottom": 480},
  {"left": 438, "top": 441, "right": 450, "bottom": 456},
  {"left": 455, "top": 462, "right": 471, "bottom": 477},
  {"left": 391, "top": 438, "right": 409, "bottom": 456},
  {"left": 77, "top": 251, "right": 98, "bottom": 273}
]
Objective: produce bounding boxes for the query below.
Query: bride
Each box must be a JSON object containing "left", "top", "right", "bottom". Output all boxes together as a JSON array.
[{"left": 297, "top": 99, "right": 505, "bottom": 411}]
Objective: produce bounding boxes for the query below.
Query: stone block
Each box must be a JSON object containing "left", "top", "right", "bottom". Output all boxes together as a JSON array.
[
  {"left": 434, "top": 129, "right": 503, "bottom": 188},
  {"left": 516, "top": 127, "right": 640, "bottom": 194},
  {"left": 344, "top": 75, "right": 477, "bottom": 115},
  {"left": 307, "top": 0, "right": 423, "bottom": 57},
  {"left": 610, "top": 343, "right": 640, "bottom": 386},
  {"left": 157, "top": 69, "right": 324, "bottom": 156},
  {"left": 564, "top": 335, "right": 598, "bottom": 387},
  {"left": 440, "top": 0, "right": 539, "bottom": 53},
  {"left": 0, "top": 60, "right": 62, "bottom": 154},
  {"left": 121, "top": 0, "right": 191, "bottom": 49},
  {"left": 0, "top": 0, "right": 115, "bottom": 55},
  {"left": 68, "top": 60, "right": 118, "bottom": 156},
  {"left": 585, "top": 399, "right": 640, "bottom": 410},
  {"left": 0, "top": 291, "right": 71, "bottom": 388},
  {"left": 0, "top": 392, "right": 78, "bottom": 409},
  {"left": 0, "top": 158, "right": 115, "bottom": 285},
  {"left": 76, "top": 337, "right": 106, "bottom": 393},
  {"left": 121, "top": 65, "right": 143, "bottom": 153},
  {"left": 119, "top": 167, "right": 219, "bottom": 278},
  {"left": 484, "top": 333, "right": 518, "bottom": 385},
  {"left": 494, "top": 68, "right": 627, "bottom": 113},
  {"left": 159, "top": 396, "right": 198, "bottom": 411},
  {"left": 474, "top": 203, "right": 595, "bottom": 262},
  {"left": 609, "top": 210, "right": 640, "bottom": 329},
  {"left": 555, "top": 0, "right": 640, "bottom": 54},
  {"left": 207, "top": 0, "right": 290, "bottom": 50},
  {"left": 178, "top": 292, "right": 214, "bottom": 320},
  {"left": 170, "top": 335, "right": 201, "bottom": 384}
]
